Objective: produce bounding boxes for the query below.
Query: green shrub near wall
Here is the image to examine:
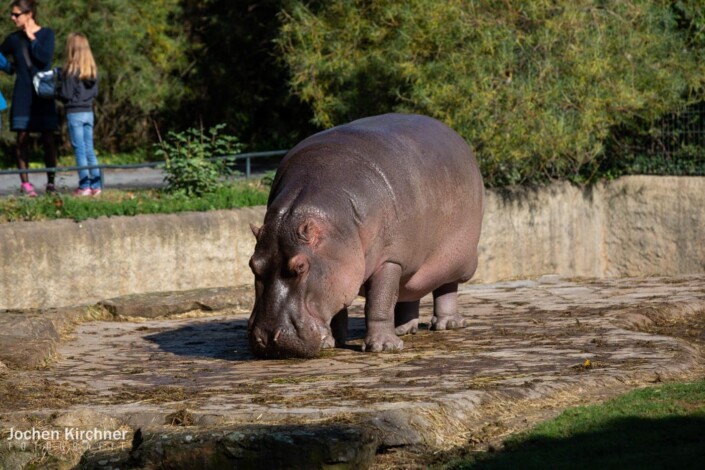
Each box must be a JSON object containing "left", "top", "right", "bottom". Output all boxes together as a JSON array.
[{"left": 278, "top": 0, "right": 705, "bottom": 186}]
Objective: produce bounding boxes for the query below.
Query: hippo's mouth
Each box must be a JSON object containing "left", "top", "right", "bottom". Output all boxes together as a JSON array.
[
  {"left": 250, "top": 328, "right": 323, "bottom": 359},
  {"left": 250, "top": 311, "right": 327, "bottom": 359}
]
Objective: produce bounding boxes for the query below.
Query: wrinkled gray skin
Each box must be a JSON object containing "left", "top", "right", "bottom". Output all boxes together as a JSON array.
[{"left": 248, "top": 114, "right": 484, "bottom": 358}]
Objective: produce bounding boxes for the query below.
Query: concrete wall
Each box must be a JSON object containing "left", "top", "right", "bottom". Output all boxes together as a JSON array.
[
  {"left": 0, "top": 208, "right": 266, "bottom": 310},
  {"left": 476, "top": 176, "right": 705, "bottom": 282},
  {"left": 1, "top": 176, "right": 703, "bottom": 310},
  {"left": 604, "top": 176, "right": 705, "bottom": 277},
  {"left": 476, "top": 181, "right": 607, "bottom": 282}
]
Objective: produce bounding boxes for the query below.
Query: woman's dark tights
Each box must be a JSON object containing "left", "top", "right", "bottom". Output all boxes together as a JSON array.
[{"left": 16, "top": 130, "right": 57, "bottom": 184}]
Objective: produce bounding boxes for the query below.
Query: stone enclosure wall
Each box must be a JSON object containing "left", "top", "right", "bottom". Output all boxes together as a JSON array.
[
  {"left": 478, "top": 175, "right": 705, "bottom": 281},
  {"left": 0, "top": 176, "right": 703, "bottom": 310}
]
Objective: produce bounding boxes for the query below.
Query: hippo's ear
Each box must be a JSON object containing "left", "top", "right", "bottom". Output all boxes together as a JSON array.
[
  {"left": 250, "top": 224, "right": 262, "bottom": 240},
  {"left": 297, "top": 219, "right": 322, "bottom": 248}
]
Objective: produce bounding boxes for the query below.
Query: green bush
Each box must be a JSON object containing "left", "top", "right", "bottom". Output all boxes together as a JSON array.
[
  {"left": 278, "top": 1, "right": 705, "bottom": 186},
  {"left": 154, "top": 124, "right": 243, "bottom": 196}
]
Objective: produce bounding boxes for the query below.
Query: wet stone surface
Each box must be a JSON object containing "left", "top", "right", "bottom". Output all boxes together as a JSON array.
[{"left": 1, "top": 276, "right": 704, "bottom": 468}]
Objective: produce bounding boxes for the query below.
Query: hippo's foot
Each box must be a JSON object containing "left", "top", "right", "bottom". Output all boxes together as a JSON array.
[
  {"left": 394, "top": 300, "right": 419, "bottom": 336},
  {"left": 395, "top": 319, "right": 419, "bottom": 336},
  {"left": 362, "top": 332, "right": 404, "bottom": 353},
  {"left": 320, "top": 323, "right": 337, "bottom": 349},
  {"left": 430, "top": 314, "right": 467, "bottom": 331},
  {"left": 321, "top": 334, "right": 336, "bottom": 349}
]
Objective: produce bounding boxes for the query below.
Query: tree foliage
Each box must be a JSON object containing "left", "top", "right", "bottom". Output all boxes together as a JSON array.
[
  {"left": 278, "top": 0, "right": 705, "bottom": 185},
  {"left": 1, "top": 0, "right": 704, "bottom": 184},
  {"left": 169, "top": 0, "right": 317, "bottom": 151}
]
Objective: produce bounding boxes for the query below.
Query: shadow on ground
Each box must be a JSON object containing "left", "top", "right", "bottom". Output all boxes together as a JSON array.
[
  {"left": 143, "top": 317, "right": 369, "bottom": 361},
  {"left": 144, "top": 320, "right": 252, "bottom": 361},
  {"left": 442, "top": 416, "right": 705, "bottom": 469}
]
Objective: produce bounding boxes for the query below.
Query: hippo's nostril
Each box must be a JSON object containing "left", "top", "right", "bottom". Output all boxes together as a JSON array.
[{"left": 273, "top": 328, "right": 282, "bottom": 344}]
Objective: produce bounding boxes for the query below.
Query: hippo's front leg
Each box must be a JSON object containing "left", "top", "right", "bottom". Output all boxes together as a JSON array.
[{"left": 362, "top": 262, "right": 404, "bottom": 352}]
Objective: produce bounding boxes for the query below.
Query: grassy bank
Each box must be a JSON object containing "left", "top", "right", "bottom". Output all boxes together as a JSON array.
[
  {"left": 0, "top": 181, "right": 269, "bottom": 223},
  {"left": 444, "top": 379, "right": 705, "bottom": 469}
]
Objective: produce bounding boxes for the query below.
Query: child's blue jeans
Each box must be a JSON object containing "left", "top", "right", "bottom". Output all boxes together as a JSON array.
[{"left": 67, "top": 111, "right": 100, "bottom": 190}]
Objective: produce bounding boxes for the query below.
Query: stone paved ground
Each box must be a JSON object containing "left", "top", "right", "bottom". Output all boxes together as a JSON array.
[{"left": 1, "top": 276, "right": 704, "bottom": 469}]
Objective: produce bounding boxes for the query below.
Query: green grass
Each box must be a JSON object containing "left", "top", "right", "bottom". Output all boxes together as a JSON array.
[
  {"left": 445, "top": 379, "right": 705, "bottom": 469},
  {"left": 0, "top": 181, "right": 269, "bottom": 223}
]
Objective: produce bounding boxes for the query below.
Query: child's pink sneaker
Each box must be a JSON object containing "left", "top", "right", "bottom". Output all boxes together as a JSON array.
[
  {"left": 72, "top": 187, "right": 92, "bottom": 197},
  {"left": 90, "top": 188, "right": 102, "bottom": 196},
  {"left": 20, "top": 182, "right": 37, "bottom": 197}
]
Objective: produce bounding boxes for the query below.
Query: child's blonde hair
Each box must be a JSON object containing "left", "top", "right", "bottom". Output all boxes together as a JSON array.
[{"left": 63, "top": 32, "right": 97, "bottom": 80}]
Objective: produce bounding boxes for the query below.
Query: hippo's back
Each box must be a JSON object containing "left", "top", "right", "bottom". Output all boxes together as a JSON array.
[{"left": 272, "top": 114, "right": 482, "bottom": 218}]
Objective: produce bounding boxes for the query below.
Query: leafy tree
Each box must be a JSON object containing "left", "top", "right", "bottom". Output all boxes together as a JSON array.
[
  {"left": 278, "top": 0, "right": 705, "bottom": 185},
  {"left": 170, "top": 0, "right": 318, "bottom": 151},
  {"left": 0, "top": 0, "right": 186, "bottom": 151}
]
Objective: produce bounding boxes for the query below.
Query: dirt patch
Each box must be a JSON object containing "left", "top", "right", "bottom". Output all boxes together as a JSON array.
[
  {"left": 0, "top": 377, "right": 97, "bottom": 411},
  {"left": 631, "top": 304, "right": 705, "bottom": 345},
  {"left": 1, "top": 276, "right": 704, "bottom": 469}
]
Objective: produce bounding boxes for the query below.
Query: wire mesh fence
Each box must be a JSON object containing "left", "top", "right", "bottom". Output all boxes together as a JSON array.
[
  {"left": 609, "top": 101, "right": 705, "bottom": 176},
  {"left": 646, "top": 102, "right": 705, "bottom": 160}
]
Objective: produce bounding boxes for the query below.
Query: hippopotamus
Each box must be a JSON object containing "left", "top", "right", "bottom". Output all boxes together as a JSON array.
[{"left": 248, "top": 113, "right": 484, "bottom": 358}]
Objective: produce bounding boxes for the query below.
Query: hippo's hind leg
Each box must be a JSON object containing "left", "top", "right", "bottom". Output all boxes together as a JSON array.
[
  {"left": 394, "top": 301, "right": 419, "bottom": 336},
  {"left": 430, "top": 282, "right": 466, "bottom": 330}
]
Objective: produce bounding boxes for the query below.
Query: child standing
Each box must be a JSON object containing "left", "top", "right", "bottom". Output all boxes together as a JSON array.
[{"left": 56, "top": 32, "right": 100, "bottom": 196}]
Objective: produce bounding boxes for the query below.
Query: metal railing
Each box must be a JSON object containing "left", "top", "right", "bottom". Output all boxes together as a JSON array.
[{"left": 0, "top": 149, "right": 288, "bottom": 187}]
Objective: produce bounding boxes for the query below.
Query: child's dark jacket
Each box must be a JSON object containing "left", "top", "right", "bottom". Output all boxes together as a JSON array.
[{"left": 56, "top": 73, "right": 98, "bottom": 114}]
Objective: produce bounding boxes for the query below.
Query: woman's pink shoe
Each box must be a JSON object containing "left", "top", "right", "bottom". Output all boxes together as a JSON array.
[{"left": 20, "top": 182, "right": 37, "bottom": 197}]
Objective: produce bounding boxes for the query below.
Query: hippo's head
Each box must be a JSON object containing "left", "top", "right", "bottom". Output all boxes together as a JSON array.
[{"left": 247, "top": 214, "right": 363, "bottom": 359}]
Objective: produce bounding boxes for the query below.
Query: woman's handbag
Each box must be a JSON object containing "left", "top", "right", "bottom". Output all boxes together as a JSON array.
[
  {"left": 32, "top": 68, "right": 59, "bottom": 98},
  {"left": 21, "top": 39, "right": 57, "bottom": 99}
]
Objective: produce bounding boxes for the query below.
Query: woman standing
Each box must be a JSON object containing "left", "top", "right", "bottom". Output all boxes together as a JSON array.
[
  {"left": 0, "top": 0, "right": 58, "bottom": 197},
  {"left": 56, "top": 32, "right": 100, "bottom": 196}
]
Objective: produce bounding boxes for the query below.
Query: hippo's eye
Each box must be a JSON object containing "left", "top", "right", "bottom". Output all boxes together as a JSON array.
[{"left": 287, "top": 254, "right": 310, "bottom": 277}]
